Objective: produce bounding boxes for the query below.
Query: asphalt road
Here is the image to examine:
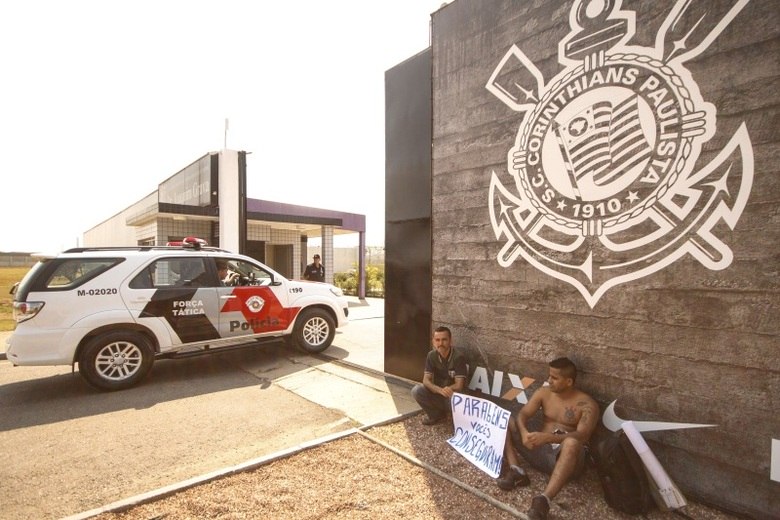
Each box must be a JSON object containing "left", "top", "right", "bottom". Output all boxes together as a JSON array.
[{"left": 0, "top": 298, "right": 415, "bottom": 520}]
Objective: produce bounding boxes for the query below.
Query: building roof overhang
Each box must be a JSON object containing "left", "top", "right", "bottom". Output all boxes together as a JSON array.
[{"left": 126, "top": 197, "right": 365, "bottom": 239}]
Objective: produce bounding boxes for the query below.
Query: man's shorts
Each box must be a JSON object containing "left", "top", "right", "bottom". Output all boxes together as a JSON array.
[{"left": 510, "top": 412, "right": 588, "bottom": 478}]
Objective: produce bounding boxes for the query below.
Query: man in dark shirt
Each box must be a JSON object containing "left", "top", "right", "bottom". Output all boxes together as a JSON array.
[
  {"left": 303, "top": 254, "right": 325, "bottom": 282},
  {"left": 411, "top": 326, "right": 468, "bottom": 425}
]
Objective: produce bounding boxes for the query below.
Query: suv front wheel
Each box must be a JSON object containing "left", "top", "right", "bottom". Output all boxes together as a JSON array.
[
  {"left": 292, "top": 308, "right": 335, "bottom": 354},
  {"left": 78, "top": 331, "right": 154, "bottom": 391}
]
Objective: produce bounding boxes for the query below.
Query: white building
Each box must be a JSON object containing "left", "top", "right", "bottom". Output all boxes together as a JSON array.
[{"left": 84, "top": 150, "right": 368, "bottom": 295}]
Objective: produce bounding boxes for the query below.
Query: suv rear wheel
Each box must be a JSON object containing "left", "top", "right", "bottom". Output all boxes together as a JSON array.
[
  {"left": 78, "top": 331, "right": 154, "bottom": 391},
  {"left": 292, "top": 308, "right": 335, "bottom": 353}
]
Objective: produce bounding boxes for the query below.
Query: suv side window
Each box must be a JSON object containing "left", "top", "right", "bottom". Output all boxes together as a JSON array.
[
  {"left": 45, "top": 259, "right": 121, "bottom": 289},
  {"left": 129, "top": 257, "right": 215, "bottom": 289},
  {"left": 220, "top": 258, "right": 274, "bottom": 286}
]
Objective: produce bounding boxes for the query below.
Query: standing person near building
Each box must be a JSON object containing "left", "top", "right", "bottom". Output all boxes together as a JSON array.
[
  {"left": 411, "top": 326, "right": 468, "bottom": 425},
  {"left": 497, "top": 356, "right": 599, "bottom": 520},
  {"left": 303, "top": 254, "right": 325, "bottom": 282}
]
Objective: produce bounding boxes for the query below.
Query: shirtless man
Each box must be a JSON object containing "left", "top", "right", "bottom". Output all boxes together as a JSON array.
[{"left": 497, "top": 357, "right": 599, "bottom": 520}]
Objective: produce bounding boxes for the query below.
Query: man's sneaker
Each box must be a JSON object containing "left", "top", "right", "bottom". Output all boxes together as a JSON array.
[
  {"left": 528, "top": 495, "right": 550, "bottom": 520},
  {"left": 496, "top": 466, "right": 530, "bottom": 490},
  {"left": 421, "top": 415, "right": 442, "bottom": 426}
]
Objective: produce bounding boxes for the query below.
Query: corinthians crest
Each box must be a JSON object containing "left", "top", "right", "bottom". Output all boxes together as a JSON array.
[{"left": 487, "top": 0, "right": 754, "bottom": 307}]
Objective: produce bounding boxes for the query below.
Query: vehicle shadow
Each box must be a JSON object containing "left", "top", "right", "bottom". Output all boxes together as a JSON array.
[{"left": 0, "top": 341, "right": 339, "bottom": 432}]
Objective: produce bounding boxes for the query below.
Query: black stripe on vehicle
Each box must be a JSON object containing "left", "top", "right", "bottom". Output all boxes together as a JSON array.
[{"left": 140, "top": 288, "right": 220, "bottom": 343}]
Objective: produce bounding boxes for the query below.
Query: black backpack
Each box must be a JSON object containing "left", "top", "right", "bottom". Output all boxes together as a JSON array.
[{"left": 589, "top": 425, "right": 655, "bottom": 515}]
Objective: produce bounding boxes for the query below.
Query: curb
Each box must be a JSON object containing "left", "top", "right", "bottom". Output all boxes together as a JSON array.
[
  {"left": 62, "top": 410, "right": 422, "bottom": 520},
  {"left": 315, "top": 351, "right": 418, "bottom": 389},
  {"left": 59, "top": 347, "right": 420, "bottom": 520}
]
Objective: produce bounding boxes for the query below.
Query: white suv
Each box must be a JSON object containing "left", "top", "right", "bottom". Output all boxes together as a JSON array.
[{"left": 7, "top": 239, "right": 349, "bottom": 391}]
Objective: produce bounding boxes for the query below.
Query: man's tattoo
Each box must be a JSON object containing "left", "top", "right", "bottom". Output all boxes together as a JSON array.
[
  {"left": 577, "top": 400, "right": 597, "bottom": 426},
  {"left": 564, "top": 406, "right": 576, "bottom": 422}
]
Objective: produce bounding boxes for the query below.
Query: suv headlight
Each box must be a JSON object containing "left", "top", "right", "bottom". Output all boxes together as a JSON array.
[
  {"left": 329, "top": 286, "right": 344, "bottom": 297},
  {"left": 13, "top": 301, "right": 45, "bottom": 323}
]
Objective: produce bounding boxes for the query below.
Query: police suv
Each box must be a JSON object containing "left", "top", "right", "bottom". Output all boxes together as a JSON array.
[{"left": 7, "top": 238, "right": 349, "bottom": 391}]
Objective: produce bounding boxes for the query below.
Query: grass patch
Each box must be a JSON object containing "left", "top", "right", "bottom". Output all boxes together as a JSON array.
[{"left": 1, "top": 267, "right": 31, "bottom": 332}]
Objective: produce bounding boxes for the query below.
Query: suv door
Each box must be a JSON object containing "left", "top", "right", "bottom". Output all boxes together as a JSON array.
[
  {"left": 215, "top": 257, "right": 294, "bottom": 339},
  {"left": 125, "top": 256, "right": 221, "bottom": 348}
]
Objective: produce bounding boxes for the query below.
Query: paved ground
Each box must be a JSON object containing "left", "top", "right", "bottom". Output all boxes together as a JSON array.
[
  {"left": 324, "top": 296, "right": 385, "bottom": 371},
  {"left": 0, "top": 297, "right": 422, "bottom": 520},
  {"left": 0, "top": 330, "right": 10, "bottom": 357}
]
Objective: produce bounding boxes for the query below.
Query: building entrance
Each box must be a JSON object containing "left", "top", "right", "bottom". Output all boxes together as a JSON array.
[
  {"left": 271, "top": 244, "right": 293, "bottom": 279},
  {"left": 245, "top": 240, "right": 266, "bottom": 263}
]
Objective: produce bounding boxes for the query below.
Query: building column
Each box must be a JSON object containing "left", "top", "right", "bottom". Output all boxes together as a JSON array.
[
  {"left": 299, "top": 235, "right": 308, "bottom": 280},
  {"left": 321, "top": 225, "right": 334, "bottom": 284},
  {"left": 218, "top": 150, "right": 241, "bottom": 253},
  {"left": 358, "top": 231, "right": 366, "bottom": 299}
]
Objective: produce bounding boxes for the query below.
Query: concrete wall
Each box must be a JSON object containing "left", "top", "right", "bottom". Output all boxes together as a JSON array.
[
  {"left": 429, "top": 0, "right": 778, "bottom": 517},
  {"left": 84, "top": 200, "right": 212, "bottom": 248},
  {"left": 385, "top": 48, "right": 434, "bottom": 381},
  {"left": 83, "top": 194, "right": 151, "bottom": 247}
]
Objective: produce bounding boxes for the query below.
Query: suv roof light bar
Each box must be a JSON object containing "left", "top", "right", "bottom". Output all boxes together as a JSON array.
[
  {"left": 165, "top": 236, "right": 208, "bottom": 249},
  {"left": 64, "top": 237, "right": 230, "bottom": 254}
]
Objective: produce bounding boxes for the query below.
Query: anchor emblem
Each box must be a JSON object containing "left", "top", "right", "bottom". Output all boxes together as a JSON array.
[{"left": 487, "top": 0, "right": 754, "bottom": 307}]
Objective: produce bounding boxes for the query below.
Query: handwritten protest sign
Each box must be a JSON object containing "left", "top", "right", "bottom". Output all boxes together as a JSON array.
[{"left": 447, "top": 392, "right": 511, "bottom": 478}]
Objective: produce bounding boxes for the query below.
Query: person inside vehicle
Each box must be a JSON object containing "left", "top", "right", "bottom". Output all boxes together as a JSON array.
[
  {"left": 410, "top": 326, "right": 468, "bottom": 425},
  {"left": 217, "top": 260, "right": 239, "bottom": 286},
  {"left": 497, "top": 356, "right": 599, "bottom": 520},
  {"left": 217, "top": 260, "right": 229, "bottom": 284}
]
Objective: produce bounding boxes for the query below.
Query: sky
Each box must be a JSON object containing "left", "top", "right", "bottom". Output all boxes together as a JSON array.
[{"left": 0, "top": 0, "right": 448, "bottom": 253}]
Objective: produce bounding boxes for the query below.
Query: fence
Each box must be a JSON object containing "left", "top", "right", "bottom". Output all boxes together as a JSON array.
[{"left": 0, "top": 254, "right": 35, "bottom": 268}]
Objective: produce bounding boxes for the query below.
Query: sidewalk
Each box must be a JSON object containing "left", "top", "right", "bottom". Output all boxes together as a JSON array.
[{"left": 328, "top": 295, "right": 385, "bottom": 371}]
